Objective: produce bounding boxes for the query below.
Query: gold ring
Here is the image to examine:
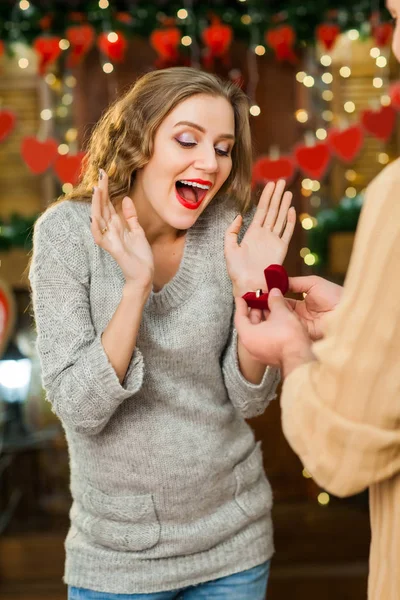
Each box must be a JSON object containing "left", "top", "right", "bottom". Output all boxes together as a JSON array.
[
  {"left": 255, "top": 289, "right": 263, "bottom": 298},
  {"left": 101, "top": 226, "right": 108, "bottom": 235}
]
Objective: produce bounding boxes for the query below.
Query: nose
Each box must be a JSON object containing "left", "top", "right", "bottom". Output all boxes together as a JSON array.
[{"left": 194, "top": 144, "right": 218, "bottom": 174}]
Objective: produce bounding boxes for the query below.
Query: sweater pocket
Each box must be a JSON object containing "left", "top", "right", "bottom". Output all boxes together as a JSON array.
[
  {"left": 233, "top": 441, "right": 273, "bottom": 519},
  {"left": 72, "top": 483, "right": 161, "bottom": 552}
]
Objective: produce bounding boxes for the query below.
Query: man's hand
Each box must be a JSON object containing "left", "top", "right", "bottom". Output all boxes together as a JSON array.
[
  {"left": 286, "top": 276, "right": 343, "bottom": 341},
  {"left": 235, "top": 289, "right": 314, "bottom": 377}
]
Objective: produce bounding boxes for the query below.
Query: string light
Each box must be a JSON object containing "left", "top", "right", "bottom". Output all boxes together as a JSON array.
[
  {"left": 301, "top": 217, "right": 314, "bottom": 230},
  {"left": 296, "top": 71, "right": 306, "bottom": 83},
  {"left": 370, "top": 47, "right": 380, "bottom": 58},
  {"left": 177, "top": 9, "right": 188, "bottom": 19},
  {"left": 345, "top": 169, "right": 357, "bottom": 181},
  {"left": 345, "top": 186, "right": 357, "bottom": 198},
  {"left": 19, "top": 0, "right": 29, "bottom": 9},
  {"left": 304, "top": 253, "right": 317, "bottom": 266},
  {"left": 295, "top": 110, "right": 308, "bottom": 123},
  {"left": 254, "top": 45, "right": 266, "bottom": 56},
  {"left": 57, "top": 106, "right": 68, "bottom": 117},
  {"left": 18, "top": 58, "right": 29, "bottom": 69},
  {"left": 241, "top": 15, "right": 252, "bottom": 25},
  {"left": 45, "top": 73, "right": 56, "bottom": 85},
  {"left": 99, "top": 0, "right": 109, "bottom": 8},
  {"left": 302, "top": 468, "right": 312, "bottom": 478},
  {"left": 311, "top": 181, "right": 321, "bottom": 192},
  {"left": 107, "top": 32, "right": 118, "bottom": 43},
  {"left": 320, "top": 55, "right": 332, "bottom": 67},
  {"left": 65, "top": 75, "right": 77, "bottom": 88},
  {"left": 59, "top": 39, "right": 70, "bottom": 50},
  {"left": 344, "top": 101, "right": 356, "bottom": 113},
  {"left": 376, "top": 56, "right": 387, "bottom": 68},
  {"left": 249, "top": 104, "right": 261, "bottom": 116},
  {"left": 303, "top": 75, "right": 315, "bottom": 88},
  {"left": 381, "top": 95, "right": 391, "bottom": 106},
  {"left": 321, "top": 72, "right": 333, "bottom": 84},
  {"left": 347, "top": 29, "right": 360, "bottom": 40},
  {"left": 300, "top": 248, "right": 310, "bottom": 258},
  {"left": 310, "top": 196, "right": 321, "bottom": 207},
  {"left": 103, "top": 62, "right": 114, "bottom": 73},
  {"left": 316, "top": 128, "right": 327, "bottom": 140},
  {"left": 62, "top": 183, "right": 73, "bottom": 194},
  {"left": 378, "top": 152, "right": 389, "bottom": 164},
  {"left": 373, "top": 77, "right": 383, "bottom": 88},
  {"left": 181, "top": 35, "right": 192, "bottom": 46},
  {"left": 65, "top": 128, "right": 78, "bottom": 143},
  {"left": 301, "top": 179, "right": 313, "bottom": 190},
  {"left": 339, "top": 66, "right": 351, "bottom": 78},
  {"left": 318, "top": 492, "right": 330, "bottom": 505},
  {"left": 322, "top": 90, "right": 333, "bottom": 101},
  {"left": 58, "top": 144, "right": 69, "bottom": 155},
  {"left": 322, "top": 110, "right": 333, "bottom": 121},
  {"left": 62, "top": 93, "right": 73, "bottom": 105},
  {"left": 40, "top": 109, "right": 52, "bottom": 120}
]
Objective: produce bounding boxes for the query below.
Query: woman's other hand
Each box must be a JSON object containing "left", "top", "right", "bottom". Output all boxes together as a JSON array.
[
  {"left": 224, "top": 179, "right": 296, "bottom": 297},
  {"left": 91, "top": 170, "right": 154, "bottom": 295},
  {"left": 286, "top": 276, "right": 343, "bottom": 341}
]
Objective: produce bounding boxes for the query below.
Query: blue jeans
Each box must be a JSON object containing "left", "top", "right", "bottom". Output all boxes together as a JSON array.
[{"left": 68, "top": 560, "right": 270, "bottom": 599}]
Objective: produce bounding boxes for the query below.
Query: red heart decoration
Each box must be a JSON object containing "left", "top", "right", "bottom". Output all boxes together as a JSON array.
[
  {"left": 0, "top": 110, "right": 16, "bottom": 143},
  {"left": 361, "top": 105, "right": 396, "bottom": 141},
  {"left": 66, "top": 24, "right": 95, "bottom": 68},
  {"left": 21, "top": 136, "right": 58, "bottom": 174},
  {"left": 265, "top": 25, "right": 297, "bottom": 63},
  {"left": 327, "top": 125, "right": 364, "bottom": 163},
  {"left": 97, "top": 31, "right": 127, "bottom": 63},
  {"left": 243, "top": 264, "right": 289, "bottom": 310},
  {"left": 0, "top": 283, "right": 15, "bottom": 357},
  {"left": 202, "top": 22, "right": 233, "bottom": 57},
  {"left": 252, "top": 155, "right": 296, "bottom": 185},
  {"left": 316, "top": 23, "right": 340, "bottom": 51},
  {"left": 150, "top": 28, "right": 181, "bottom": 61},
  {"left": 390, "top": 82, "right": 400, "bottom": 111},
  {"left": 54, "top": 152, "right": 86, "bottom": 185},
  {"left": 373, "top": 22, "right": 393, "bottom": 47},
  {"left": 295, "top": 143, "right": 331, "bottom": 179},
  {"left": 0, "top": 40, "right": 4, "bottom": 58},
  {"left": 33, "top": 35, "right": 62, "bottom": 75}
]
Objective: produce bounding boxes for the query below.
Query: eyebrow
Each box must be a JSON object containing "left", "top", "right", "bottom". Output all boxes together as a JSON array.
[{"left": 174, "top": 120, "right": 235, "bottom": 140}]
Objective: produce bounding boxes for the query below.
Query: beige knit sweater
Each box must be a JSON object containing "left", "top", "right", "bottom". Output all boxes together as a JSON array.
[{"left": 281, "top": 159, "right": 400, "bottom": 600}]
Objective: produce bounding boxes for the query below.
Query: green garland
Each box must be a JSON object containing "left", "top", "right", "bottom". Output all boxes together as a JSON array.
[
  {"left": 0, "top": 0, "right": 389, "bottom": 53},
  {"left": 307, "top": 195, "right": 364, "bottom": 270},
  {"left": 0, "top": 214, "right": 38, "bottom": 252}
]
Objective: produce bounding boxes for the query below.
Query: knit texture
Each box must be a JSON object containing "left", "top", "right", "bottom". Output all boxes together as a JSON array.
[{"left": 29, "top": 197, "right": 279, "bottom": 594}]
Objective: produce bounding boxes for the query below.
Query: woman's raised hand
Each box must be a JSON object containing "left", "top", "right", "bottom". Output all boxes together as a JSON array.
[
  {"left": 224, "top": 179, "right": 296, "bottom": 297},
  {"left": 91, "top": 170, "right": 154, "bottom": 294}
]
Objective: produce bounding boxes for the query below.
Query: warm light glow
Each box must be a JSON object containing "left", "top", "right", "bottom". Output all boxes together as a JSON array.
[
  {"left": 62, "top": 93, "right": 73, "bottom": 105},
  {"left": 99, "top": 0, "right": 109, "bottom": 8},
  {"left": 318, "top": 492, "right": 330, "bottom": 505},
  {"left": 18, "top": 58, "right": 29, "bottom": 69},
  {"left": 62, "top": 183, "right": 73, "bottom": 194},
  {"left": 339, "top": 66, "right": 351, "bottom": 78},
  {"left": 57, "top": 106, "right": 68, "bottom": 117},
  {"left": 304, "top": 254, "right": 317, "bottom": 266},
  {"left": 65, "top": 75, "right": 77, "bottom": 88},
  {"left": 241, "top": 15, "right": 252, "bottom": 25},
  {"left": 0, "top": 359, "right": 31, "bottom": 391},
  {"left": 300, "top": 248, "right": 310, "bottom": 258},
  {"left": 255, "top": 45, "right": 266, "bottom": 56},
  {"left": 310, "top": 196, "right": 321, "bottom": 207},
  {"left": 322, "top": 90, "right": 334, "bottom": 101},
  {"left": 376, "top": 55, "right": 387, "bottom": 68},
  {"left": 320, "top": 54, "right": 332, "bottom": 67},
  {"left": 378, "top": 152, "right": 390, "bottom": 165},
  {"left": 381, "top": 95, "right": 391, "bottom": 106},
  {"left": 312, "top": 181, "right": 321, "bottom": 192},
  {"left": 301, "top": 179, "right": 312, "bottom": 190},
  {"left": 295, "top": 109, "right": 309, "bottom": 123},
  {"left": 59, "top": 39, "right": 70, "bottom": 50},
  {"left": 302, "top": 468, "right": 312, "bottom": 478},
  {"left": 107, "top": 32, "right": 118, "bottom": 43},
  {"left": 19, "top": 0, "right": 30, "bottom": 9},
  {"left": 103, "top": 62, "right": 114, "bottom": 73},
  {"left": 65, "top": 128, "right": 78, "bottom": 143},
  {"left": 345, "top": 169, "right": 357, "bottom": 182},
  {"left": 302, "top": 217, "right": 314, "bottom": 230},
  {"left": 370, "top": 47, "right": 380, "bottom": 58},
  {"left": 373, "top": 77, "right": 383, "bottom": 88},
  {"left": 321, "top": 72, "right": 333, "bottom": 84},
  {"left": 177, "top": 9, "right": 188, "bottom": 19},
  {"left": 322, "top": 110, "right": 333, "bottom": 121},
  {"left": 58, "top": 144, "right": 69, "bottom": 155},
  {"left": 45, "top": 73, "right": 56, "bottom": 85},
  {"left": 347, "top": 29, "right": 359, "bottom": 41},
  {"left": 181, "top": 35, "right": 192, "bottom": 46},
  {"left": 249, "top": 105, "right": 261, "bottom": 116},
  {"left": 296, "top": 71, "right": 306, "bottom": 83},
  {"left": 40, "top": 109, "right": 52, "bottom": 120},
  {"left": 316, "top": 128, "right": 327, "bottom": 140},
  {"left": 303, "top": 75, "right": 315, "bottom": 88},
  {"left": 344, "top": 101, "right": 356, "bottom": 113},
  {"left": 345, "top": 186, "right": 357, "bottom": 198},
  {"left": 301, "top": 188, "right": 312, "bottom": 197}
]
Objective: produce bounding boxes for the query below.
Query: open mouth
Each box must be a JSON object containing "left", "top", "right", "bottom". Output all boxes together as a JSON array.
[{"left": 175, "top": 180, "right": 211, "bottom": 209}]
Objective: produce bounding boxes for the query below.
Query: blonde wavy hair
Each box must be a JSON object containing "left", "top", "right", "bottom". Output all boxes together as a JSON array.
[{"left": 63, "top": 67, "right": 253, "bottom": 212}]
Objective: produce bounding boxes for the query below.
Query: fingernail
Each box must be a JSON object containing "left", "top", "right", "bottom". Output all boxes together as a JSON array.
[
  {"left": 270, "top": 288, "right": 281, "bottom": 297},
  {"left": 99, "top": 169, "right": 103, "bottom": 180},
  {"left": 234, "top": 214, "right": 241, "bottom": 220}
]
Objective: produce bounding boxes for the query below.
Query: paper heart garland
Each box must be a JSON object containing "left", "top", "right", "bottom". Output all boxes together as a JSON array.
[
  {"left": 265, "top": 25, "right": 297, "bottom": 63},
  {"left": 33, "top": 35, "right": 62, "bottom": 74},
  {"left": 389, "top": 82, "right": 400, "bottom": 111},
  {"left": 316, "top": 23, "right": 340, "bottom": 51},
  {"left": 252, "top": 155, "right": 296, "bottom": 184},
  {"left": 0, "top": 110, "right": 16, "bottom": 143},
  {"left": 373, "top": 22, "right": 393, "bottom": 47},
  {"left": 202, "top": 20, "right": 233, "bottom": 57},
  {"left": 361, "top": 105, "right": 396, "bottom": 141},
  {"left": 295, "top": 143, "right": 331, "bottom": 179},
  {"left": 242, "top": 264, "right": 289, "bottom": 310},
  {"left": 54, "top": 152, "right": 86, "bottom": 185},
  {"left": 66, "top": 24, "right": 95, "bottom": 68},
  {"left": 97, "top": 31, "right": 127, "bottom": 63},
  {"left": 150, "top": 27, "right": 181, "bottom": 62},
  {"left": 0, "top": 281, "right": 16, "bottom": 357},
  {"left": 327, "top": 125, "right": 364, "bottom": 163},
  {"left": 21, "top": 136, "right": 58, "bottom": 174}
]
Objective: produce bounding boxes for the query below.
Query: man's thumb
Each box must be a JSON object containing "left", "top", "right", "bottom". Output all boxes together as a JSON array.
[{"left": 268, "top": 288, "right": 287, "bottom": 311}]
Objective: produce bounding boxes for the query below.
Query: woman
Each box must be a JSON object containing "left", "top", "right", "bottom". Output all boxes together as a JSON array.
[{"left": 29, "top": 67, "right": 295, "bottom": 599}]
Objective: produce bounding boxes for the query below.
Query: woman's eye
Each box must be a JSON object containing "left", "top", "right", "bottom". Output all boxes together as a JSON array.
[
  {"left": 215, "top": 147, "right": 230, "bottom": 157},
  {"left": 175, "top": 135, "right": 197, "bottom": 148}
]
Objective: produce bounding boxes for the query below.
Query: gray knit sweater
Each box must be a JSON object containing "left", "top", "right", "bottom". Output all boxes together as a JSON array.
[{"left": 29, "top": 197, "right": 280, "bottom": 594}]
